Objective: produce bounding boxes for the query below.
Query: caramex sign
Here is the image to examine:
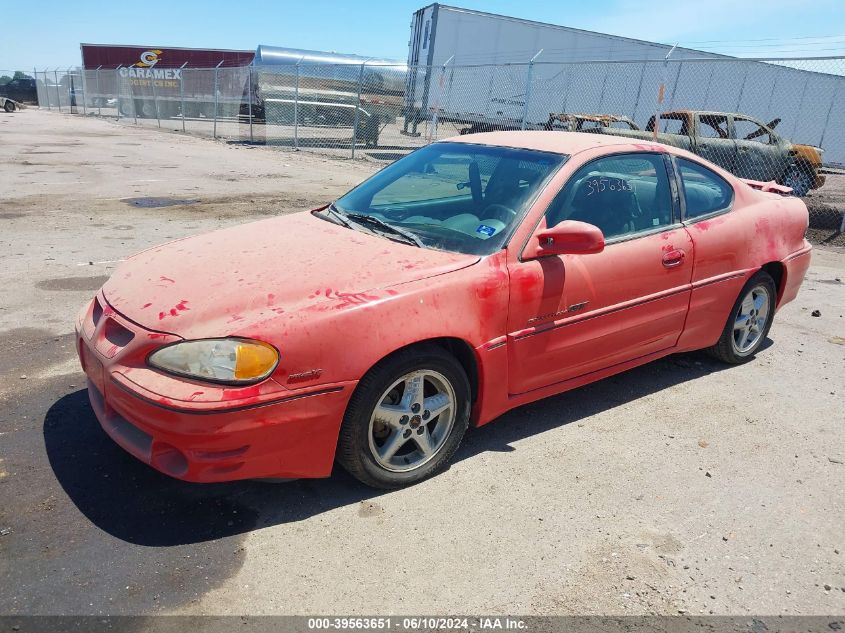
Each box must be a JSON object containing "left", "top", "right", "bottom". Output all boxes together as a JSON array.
[{"left": 119, "top": 50, "right": 181, "bottom": 88}]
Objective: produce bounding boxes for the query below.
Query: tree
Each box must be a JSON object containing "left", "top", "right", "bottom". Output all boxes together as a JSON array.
[{"left": 0, "top": 72, "right": 32, "bottom": 86}]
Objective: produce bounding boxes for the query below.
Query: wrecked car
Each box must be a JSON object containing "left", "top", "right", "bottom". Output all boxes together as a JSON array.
[
  {"left": 544, "top": 113, "right": 639, "bottom": 133},
  {"left": 597, "top": 110, "right": 824, "bottom": 197},
  {"left": 0, "top": 96, "right": 26, "bottom": 113},
  {"left": 76, "top": 132, "right": 811, "bottom": 489}
]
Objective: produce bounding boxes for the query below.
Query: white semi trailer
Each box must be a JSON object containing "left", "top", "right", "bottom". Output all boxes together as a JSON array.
[{"left": 401, "top": 3, "right": 722, "bottom": 136}]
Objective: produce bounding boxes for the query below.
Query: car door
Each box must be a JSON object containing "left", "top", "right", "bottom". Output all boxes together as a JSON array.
[
  {"left": 694, "top": 113, "right": 736, "bottom": 172},
  {"left": 731, "top": 115, "right": 784, "bottom": 181},
  {"left": 506, "top": 152, "right": 694, "bottom": 395}
]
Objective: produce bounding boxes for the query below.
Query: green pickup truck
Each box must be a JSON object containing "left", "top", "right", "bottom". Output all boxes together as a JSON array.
[{"left": 597, "top": 110, "right": 825, "bottom": 197}]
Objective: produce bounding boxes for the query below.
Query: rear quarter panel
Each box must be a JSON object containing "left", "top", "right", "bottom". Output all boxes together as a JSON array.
[{"left": 677, "top": 176, "right": 810, "bottom": 351}]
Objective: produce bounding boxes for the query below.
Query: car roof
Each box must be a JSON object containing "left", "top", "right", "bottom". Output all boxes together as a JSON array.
[{"left": 442, "top": 131, "right": 656, "bottom": 156}]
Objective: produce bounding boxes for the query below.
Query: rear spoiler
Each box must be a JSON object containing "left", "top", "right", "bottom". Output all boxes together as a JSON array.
[{"left": 739, "top": 178, "right": 793, "bottom": 195}]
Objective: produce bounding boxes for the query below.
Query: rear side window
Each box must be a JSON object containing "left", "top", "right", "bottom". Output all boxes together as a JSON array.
[{"left": 677, "top": 158, "right": 734, "bottom": 220}]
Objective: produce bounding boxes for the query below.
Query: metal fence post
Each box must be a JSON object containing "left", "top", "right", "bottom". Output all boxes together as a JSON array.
[
  {"left": 213, "top": 61, "right": 223, "bottom": 139},
  {"left": 38, "top": 69, "right": 50, "bottom": 110},
  {"left": 132, "top": 68, "right": 138, "bottom": 124},
  {"left": 78, "top": 67, "right": 87, "bottom": 116},
  {"left": 152, "top": 71, "right": 161, "bottom": 128},
  {"left": 116, "top": 65, "right": 122, "bottom": 121},
  {"left": 67, "top": 67, "right": 75, "bottom": 114},
  {"left": 734, "top": 66, "right": 749, "bottom": 111},
  {"left": 791, "top": 75, "right": 810, "bottom": 140},
  {"left": 653, "top": 45, "right": 677, "bottom": 140},
  {"left": 74, "top": 67, "right": 88, "bottom": 116},
  {"left": 431, "top": 55, "right": 453, "bottom": 140},
  {"left": 179, "top": 62, "right": 187, "bottom": 132},
  {"left": 96, "top": 66, "right": 102, "bottom": 116},
  {"left": 67, "top": 68, "right": 74, "bottom": 113},
  {"left": 54, "top": 70, "right": 61, "bottom": 111},
  {"left": 631, "top": 62, "right": 647, "bottom": 120},
  {"left": 351, "top": 60, "right": 367, "bottom": 158},
  {"left": 247, "top": 65, "right": 254, "bottom": 143},
  {"left": 521, "top": 50, "right": 543, "bottom": 130},
  {"left": 818, "top": 81, "right": 839, "bottom": 152},
  {"left": 294, "top": 62, "right": 300, "bottom": 150}
]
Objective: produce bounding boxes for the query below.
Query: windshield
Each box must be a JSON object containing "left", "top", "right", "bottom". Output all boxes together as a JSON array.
[{"left": 331, "top": 142, "right": 567, "bottom": 255}]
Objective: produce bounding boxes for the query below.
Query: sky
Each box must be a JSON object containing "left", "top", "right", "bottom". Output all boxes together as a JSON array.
[{"left": 3, "top": 0, "right": 845, "bottom": 71}]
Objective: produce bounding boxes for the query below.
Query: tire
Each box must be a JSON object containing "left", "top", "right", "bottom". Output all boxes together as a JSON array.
[
  {"left": 336, "top": 344, "right": 471, "bottom": 489},
  {"left": 781, "top": 165, "right": 813, "bottom": 197},
  {"left": 139, "top": 100, "right": 157, "bottom": 119},
  {"left": 707, "top": 271, "right": 777, "bottom": 364},
  {"left": 4, "top": 100, "right": 15, "bottom": 113}
]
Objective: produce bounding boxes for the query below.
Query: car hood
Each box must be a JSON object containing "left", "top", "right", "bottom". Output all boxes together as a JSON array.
[{"left": 103, "top": 211, "right": 479, "bottom": 337}]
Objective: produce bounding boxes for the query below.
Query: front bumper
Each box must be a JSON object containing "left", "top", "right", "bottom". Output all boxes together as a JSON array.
[{"left": 76, "top": 294, "right": 355, "bottom": 482}]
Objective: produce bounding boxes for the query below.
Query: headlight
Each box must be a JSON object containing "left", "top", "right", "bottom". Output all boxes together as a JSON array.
[{"left": 148, "top": 338, "right": 279, "bottom": 384}]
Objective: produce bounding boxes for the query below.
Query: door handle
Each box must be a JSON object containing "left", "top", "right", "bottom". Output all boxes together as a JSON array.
[{"left": 662, "top": 248, "right": 686, "bottom": 268}]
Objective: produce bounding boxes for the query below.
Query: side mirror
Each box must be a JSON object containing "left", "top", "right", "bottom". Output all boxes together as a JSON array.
[{"left": 523, "top": 220, "right": 605, "bottom": 259}]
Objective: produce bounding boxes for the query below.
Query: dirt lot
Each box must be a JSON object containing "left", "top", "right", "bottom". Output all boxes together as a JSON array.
[
  {"left": 0, "top": 109, "right": 843, "bottom": 617},
  {"left": 806, "top": 170, "right": 845, "bottom": 248}
]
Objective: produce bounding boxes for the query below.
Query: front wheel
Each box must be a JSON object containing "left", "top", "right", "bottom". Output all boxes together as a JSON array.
[
  {"left": 336, "top": 345, "right": 471, "bottom": 489},
  {"left": 4, "top": 100, "right": 15, "bottom": 113},
  {"left": 707, "top": 271, "right": 777, "bottom": 364},
  {"left": 781, "top": 165, "right": 813, "bottom": 197}
]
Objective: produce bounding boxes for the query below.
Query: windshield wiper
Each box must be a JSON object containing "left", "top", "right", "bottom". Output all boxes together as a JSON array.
[
  {"left": 344, "top": 212, "right": 425, "bottom": 248},
  {"left": 323, "top": 203, "right": 355, "bottom": 229}
]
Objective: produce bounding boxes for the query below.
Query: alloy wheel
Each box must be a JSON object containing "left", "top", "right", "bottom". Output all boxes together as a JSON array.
[
  {"left": 732, "top": 284, "right": 771, "bottom": 354},
  {"left": 368, "top": 370, "right": 456, "bottom": 473}
]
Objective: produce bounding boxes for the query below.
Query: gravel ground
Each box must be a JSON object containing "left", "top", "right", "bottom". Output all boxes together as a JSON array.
[
  {"left": 806, "top": 171, "right": 845, "bottom": 249},
  {"left": 0, "top": 110, "right": 843, "bottom": 617}
]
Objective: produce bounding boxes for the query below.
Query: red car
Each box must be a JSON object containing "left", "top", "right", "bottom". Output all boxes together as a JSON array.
[{"left": 76, "top": 132, "right": 811, "bottom": 489}]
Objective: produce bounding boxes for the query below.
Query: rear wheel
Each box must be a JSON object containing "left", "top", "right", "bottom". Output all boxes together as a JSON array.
[
  {"left": 4, "top": 100, "right": 15, "bottom": 113},
  {"left": 707, "top": 271, "right": 776, "bottom": 364},
  {"left": 336, "top": 345, "right": 470, "bottom": 489}
]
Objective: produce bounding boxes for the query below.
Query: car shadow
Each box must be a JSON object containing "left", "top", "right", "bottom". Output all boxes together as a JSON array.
[{"left": 44, "top": 347, "right": 757, "bottom": 547}]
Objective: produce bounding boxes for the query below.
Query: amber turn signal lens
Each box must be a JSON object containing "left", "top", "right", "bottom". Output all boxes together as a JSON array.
[{"left": 234, "top": 341, "right": 279, "bottom": 380}]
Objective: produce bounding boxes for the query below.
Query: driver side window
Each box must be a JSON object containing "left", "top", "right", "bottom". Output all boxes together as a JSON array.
[{"left": 544, "top": 153, "right": 675, "bottom": 241}]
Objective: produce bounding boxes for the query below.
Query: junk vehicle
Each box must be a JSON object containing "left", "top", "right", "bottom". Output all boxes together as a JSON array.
[
  {"left": 251, "top": 45, "right": 407, "bottom": 147},
  {"left": 594, "top": 110, "right": 825, "bottom": 197},
  {"left": 457, "top": 113, "right": 639, "bottom": 135},
  {"left": 1, "top": 95, "right": 26, "bottom": 113},
  {"left": 80, "top": 44, "right": 254, "bottom": 118},
  {"left": 75, "top": 131, "right": 812, "bottom": 488},
  {"left": 544, "top": 113, "right": 639, "bottom": 132},
  {"left": 0, "top": 76, "right": 37, "bottom": 105}
]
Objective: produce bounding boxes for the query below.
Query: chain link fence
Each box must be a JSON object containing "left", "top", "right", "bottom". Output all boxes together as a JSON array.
[{"left": 24, "top": 56, "right": 845, "bottom": 233}]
